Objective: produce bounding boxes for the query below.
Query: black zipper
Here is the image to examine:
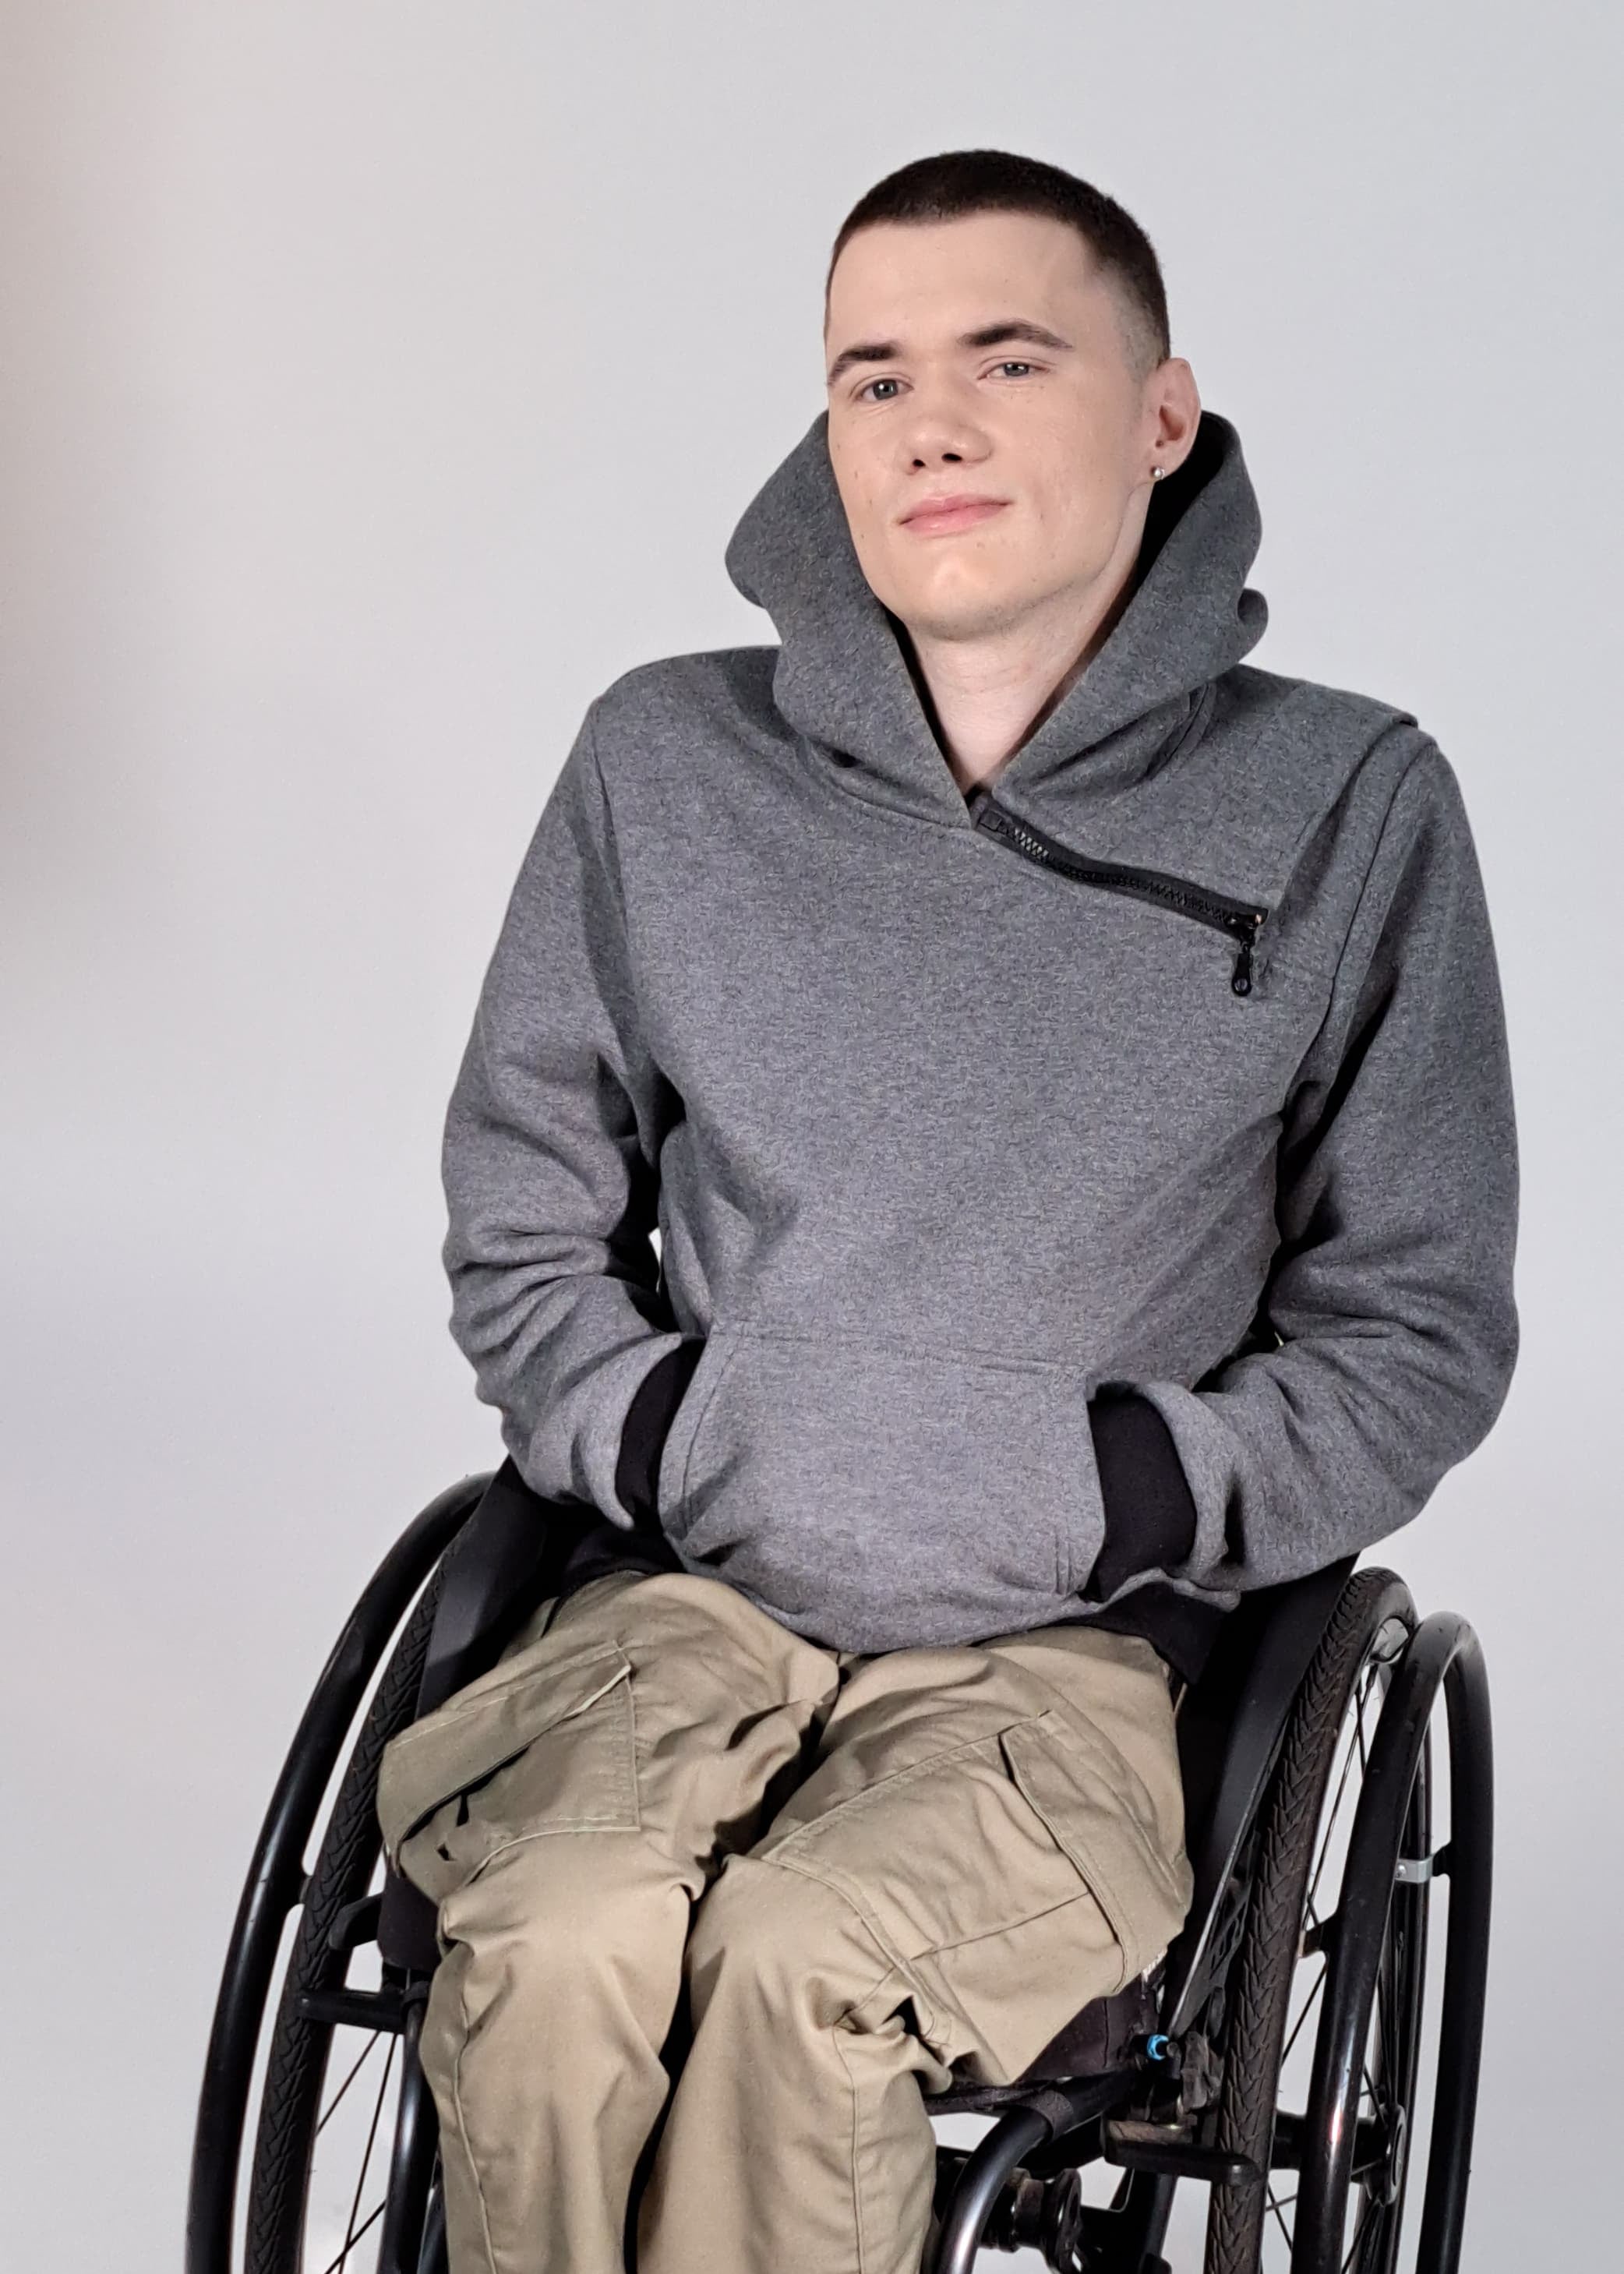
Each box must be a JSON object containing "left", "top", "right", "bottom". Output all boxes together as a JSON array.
[{"left": 970, "top": 791, "right": 1269, "bottom": 998}]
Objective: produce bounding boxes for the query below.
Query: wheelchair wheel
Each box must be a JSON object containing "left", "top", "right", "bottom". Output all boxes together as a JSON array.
[
  {"left": 1204, "top": 1566, "right": 1492, "bottom": 2274},
  {"left": 188, "top": 1476, "right": 486, "bottom": 2274},
  {"left": 242, "top": 1570, "right": 445, "bottom": 2272}
]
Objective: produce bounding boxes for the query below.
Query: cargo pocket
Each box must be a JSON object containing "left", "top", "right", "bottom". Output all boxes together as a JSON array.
[
  {"left": 655, "top": 1320, "right": 1100, "bottom": 1651},
  {"left": 376, "top": 1636, "right": 638, "bottom": 1905},
  {"left": 997, "top": 1705, "right": 1192, "bottom": 1986},
  {"left": 732, "top": 1710, "right": 1150, "bottom": 2082},
  {"left": 909, "top": 1707, "right": 1192, "bottom": 2083}
]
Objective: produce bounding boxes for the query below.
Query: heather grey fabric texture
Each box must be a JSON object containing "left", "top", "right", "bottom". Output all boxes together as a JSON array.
[{"left": 440, "top": 405, "right": 1520, "bottom": 1654}]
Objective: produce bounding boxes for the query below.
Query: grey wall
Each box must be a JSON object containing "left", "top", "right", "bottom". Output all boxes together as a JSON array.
[{"left": 2, "top": 3, "right": 1618, "bottom": 2265}]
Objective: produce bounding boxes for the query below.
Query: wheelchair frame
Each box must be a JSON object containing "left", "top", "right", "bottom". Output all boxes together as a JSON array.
[{"left": 187, "top": 1461, "right": 1494, "bottom": 2273}]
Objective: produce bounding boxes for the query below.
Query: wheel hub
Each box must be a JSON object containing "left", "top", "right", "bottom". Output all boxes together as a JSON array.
[{"left": 1375, "top": 2101, "right": 1408, "bottom": 2207}]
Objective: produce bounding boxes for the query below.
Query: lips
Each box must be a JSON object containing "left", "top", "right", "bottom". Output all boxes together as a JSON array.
[{"left": 902, "top": 496, "right": 1008, "bottom": 534}]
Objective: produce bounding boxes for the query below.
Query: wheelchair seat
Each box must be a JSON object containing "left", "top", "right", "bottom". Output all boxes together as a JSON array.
[{"left": 189, "top": 1461, "right": 1495, "bottom": 2274}]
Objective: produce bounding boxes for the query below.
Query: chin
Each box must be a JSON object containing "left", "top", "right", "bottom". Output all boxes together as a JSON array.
[{"left": 904, "top": 579, "right": 1034, "bottom": 643}]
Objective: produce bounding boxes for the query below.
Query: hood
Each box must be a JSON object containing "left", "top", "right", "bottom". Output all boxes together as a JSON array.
[{"left": 724, "top": 404, "right": 1269, "bottom": 821}]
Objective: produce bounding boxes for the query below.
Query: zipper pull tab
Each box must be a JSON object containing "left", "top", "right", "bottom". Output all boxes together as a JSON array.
[{"left": 1230, "top": 915, "right": 1262, "bottom": 996}]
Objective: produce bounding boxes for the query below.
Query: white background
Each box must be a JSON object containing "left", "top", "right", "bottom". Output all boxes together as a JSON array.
[{"left": 2, "top": 3, "right": 1619, "bottom": 2265}]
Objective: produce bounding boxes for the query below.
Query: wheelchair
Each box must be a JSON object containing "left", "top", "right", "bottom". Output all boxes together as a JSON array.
[{"left": 187, "top": 1458, "right": 1494, "bottom": 2274}]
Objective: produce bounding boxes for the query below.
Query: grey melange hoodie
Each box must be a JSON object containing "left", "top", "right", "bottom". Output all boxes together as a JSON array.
[{"left": 440, "top": 405, "right": 1520, "bottom": 1675}]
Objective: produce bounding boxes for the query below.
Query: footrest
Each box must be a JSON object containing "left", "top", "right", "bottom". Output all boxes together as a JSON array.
[{"left": 1102, "top": 2118, "right": 1259, "bottom": 2187}]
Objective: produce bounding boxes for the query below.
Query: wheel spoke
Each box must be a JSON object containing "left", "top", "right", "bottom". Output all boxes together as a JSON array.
[
  {"left": 1280, "top": 1954, "right": 1326, "bottom": 2066},
  {"left": 1267, "top": 2184, "right": 1295, "bottom": 2251},
  {"left": 339, "top": 2033, "right": 397, "bottom": 2266},
  {"left": 1340, "top": 2180, "right": 1375, "bottom": 2274},
  {"left": 319, "top": 2195, "right": 387, "bottom": 2274},
  {"left": 316, "top": 2032, "right": 382, "bottom": 2138},
  {"left": 1304, "top": 1665, "right": 1376, "bottom": 1921},
  {"left": 1303, "top": 1724, "right": 1358, "bottom": 1919}
]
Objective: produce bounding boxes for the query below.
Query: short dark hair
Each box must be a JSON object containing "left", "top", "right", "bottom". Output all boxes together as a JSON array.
[{"left": 824, "top": 149, "right": 1170, "bottom": 383}]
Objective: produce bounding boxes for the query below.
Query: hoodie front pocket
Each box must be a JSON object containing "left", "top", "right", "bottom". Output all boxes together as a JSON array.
[{"left": 655, "top": 1322, "right": 1100, "bottom": 1652}]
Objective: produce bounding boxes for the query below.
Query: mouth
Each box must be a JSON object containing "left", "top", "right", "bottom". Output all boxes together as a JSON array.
[{"left": 900, "top": 496, "right": 1010, "bottom": 535}]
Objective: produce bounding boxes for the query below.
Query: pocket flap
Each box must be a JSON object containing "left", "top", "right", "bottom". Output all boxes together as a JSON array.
[
  {"left": 999, "top": 1709, "right": 1188, "bottom": 1979},
  {"left": 377, "top": 1639, "right": 632, "bottom": 1866}
]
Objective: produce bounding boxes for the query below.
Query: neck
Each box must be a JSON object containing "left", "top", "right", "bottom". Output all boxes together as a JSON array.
[{"left": 900, "top": 531, "right": 1147, "bottom": 800}]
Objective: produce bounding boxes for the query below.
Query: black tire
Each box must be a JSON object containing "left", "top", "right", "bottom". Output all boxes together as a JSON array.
[
  {"left": 1204, "top": 1566, "right": 1421, "bottom": 2273},
  {"left": 244, "top": 1570, "right": 444, "bottom": 2274}
]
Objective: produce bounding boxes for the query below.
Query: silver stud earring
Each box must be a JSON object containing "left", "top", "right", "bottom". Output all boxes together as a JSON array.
[{"left": 1150, "top": 465, "right": 1167, "bottom": 481}]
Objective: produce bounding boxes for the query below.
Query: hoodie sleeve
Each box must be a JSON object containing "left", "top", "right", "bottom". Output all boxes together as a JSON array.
[
  {"left": 1095, "top": 738, "right": 1520, "bottom": 1597},
  {"left": 440, "top": 699, "right": 690, "bottom": 1528}
]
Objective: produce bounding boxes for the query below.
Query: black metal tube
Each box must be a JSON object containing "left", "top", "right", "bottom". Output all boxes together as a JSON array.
[
  {"left": 1414, "top": 1627, "right": 1493, "bottom": 2274},
  {"left": 1294, "top": 1612, "right": 1474, "bottom": 2269},
  {"left": 185, "top": 1473, "right": 489, "bottom": 2274},
  {"left": 378, "top": 1998, "right": 440, "bottom": 2274},
  {"left": 924, "top": 2107, "right": 1054, "bottom": 2274}
]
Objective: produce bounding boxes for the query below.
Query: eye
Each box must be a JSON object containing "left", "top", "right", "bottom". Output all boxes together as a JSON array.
[{"left": 852, "top": 359, "right": 1041, "bottom": 405}]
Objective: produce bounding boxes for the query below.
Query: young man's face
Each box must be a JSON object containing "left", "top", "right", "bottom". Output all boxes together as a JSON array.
[{"left": 823, "top": 210, "right": 1192, "bottom": 645}]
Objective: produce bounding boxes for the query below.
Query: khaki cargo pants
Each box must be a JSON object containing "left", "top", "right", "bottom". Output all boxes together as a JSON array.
[{"left": 376, "top": 1566, "right": 1192, "bottom": 2274}]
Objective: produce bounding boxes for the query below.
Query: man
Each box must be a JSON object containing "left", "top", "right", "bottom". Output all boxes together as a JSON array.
[{"left": 376, "top": 149, "right": 1519, "bottom": 2274}]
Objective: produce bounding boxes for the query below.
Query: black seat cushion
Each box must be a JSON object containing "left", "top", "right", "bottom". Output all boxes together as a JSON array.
[{"left": 927, "top": 1973, "right": 1159, "bottom": 2113}]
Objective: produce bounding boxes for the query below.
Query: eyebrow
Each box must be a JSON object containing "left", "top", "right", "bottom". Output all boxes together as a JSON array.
[{"left": 825, "top": 317, "right": 1075, "bottom": 388}]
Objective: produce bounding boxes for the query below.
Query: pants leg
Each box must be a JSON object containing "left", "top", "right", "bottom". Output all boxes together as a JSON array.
[
  {"left": 377, "top": 1567, "right": 843, "bottom": 2274},
  {"left": 637, "top": 1620, "right": 1192, "bottom": 2274}
]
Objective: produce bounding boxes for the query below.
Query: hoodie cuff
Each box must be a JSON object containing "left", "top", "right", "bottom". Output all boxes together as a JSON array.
[
  {"left": 614, "top": 1337, "right": 704, "bottom": 1528},
  {"left": 1082, "top": 1387, "right": 1199, "bottom": 1601}
]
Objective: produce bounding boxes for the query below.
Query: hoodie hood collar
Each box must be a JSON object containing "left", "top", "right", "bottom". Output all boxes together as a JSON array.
[{"left": 724, "top": 404, "right": 1269, "bottom": 822}]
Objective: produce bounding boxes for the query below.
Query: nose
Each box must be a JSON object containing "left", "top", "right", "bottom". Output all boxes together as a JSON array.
[
  {"left": 891, "top": 376, "right": 993, "bottom": 472},
  {"left": 903, "top": 421, "right": 990, "bottom": 474}
]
